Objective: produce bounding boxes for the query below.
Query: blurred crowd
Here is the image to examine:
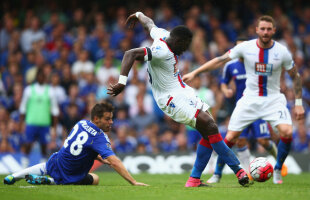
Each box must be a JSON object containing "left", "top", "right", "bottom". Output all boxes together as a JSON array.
[{"left": 0, "top": 0, "right": 310, "bottom": 157}]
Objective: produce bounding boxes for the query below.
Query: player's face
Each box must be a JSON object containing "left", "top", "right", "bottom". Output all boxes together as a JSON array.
[
  {"left": 256, "top": 21, "right": 275, "bottom": 45},
  {"left": 95, "top": 112, "right": 113, "bottom": 132},
  {"left": 174, "top": 38, "right": 191, "bottom": 55}
]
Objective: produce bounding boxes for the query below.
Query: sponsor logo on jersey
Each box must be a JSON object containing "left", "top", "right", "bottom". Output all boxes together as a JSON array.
[
  {"left": 255, "top": 62, "right": 273, "bottom": 76},
  {"left": 235, "top": 74, "right": 247, "bottom": 80}
]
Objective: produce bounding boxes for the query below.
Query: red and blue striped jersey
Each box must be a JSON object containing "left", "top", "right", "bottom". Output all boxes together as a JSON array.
[{"left": 228, "top": 39, "right": 294, "bottom": 97}]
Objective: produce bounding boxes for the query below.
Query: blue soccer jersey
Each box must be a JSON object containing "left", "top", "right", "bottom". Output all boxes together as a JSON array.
[
  {"left": 46, "top": 120, "right": 115, "bottom": 184},
  {"left": 221, "top": 59, "right": 270, "bottom": 138},
  {"left": 221, "top": 59, "right": 246, "bottom": 101}
]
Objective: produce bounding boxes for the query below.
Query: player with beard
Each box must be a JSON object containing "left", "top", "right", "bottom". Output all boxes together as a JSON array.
[{"left": 183, "top": 15, "right": 304, "bottom": 184}]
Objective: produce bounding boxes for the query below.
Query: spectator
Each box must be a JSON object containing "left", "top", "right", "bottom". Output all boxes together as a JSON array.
[
  {"left": 72, "top": 50, "right": 94, "bottom": 80},
  {"left": 20, "top": 16, "right": 46, "bottom": 53},
  {"left": 114, "top": 126, "right": 137, "bottom": 153},
  {"left": 0, "top": 122, "right": 14, "bottom": 153},
  {"left": 96, "top": 53, "right": 119, "bottom": 86},
  {"left": 61, "top": 82, "right": 86, "bottom": 118},
  {"left": 130, "top": 93, "right": 157, "bottom": 134},
  {"left": 50, "top": 72, "right": 67, "bottom": 104},
  {"left": 159, "top": 130, "right": 178, "bottom": 153},
  {"left": 0, "top": 16, "right": 15, "bottom": 51}
]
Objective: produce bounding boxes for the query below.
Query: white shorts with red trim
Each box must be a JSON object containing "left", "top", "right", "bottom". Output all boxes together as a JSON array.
[
  {"left": 155, "top": 89, "right": 210, "bottom": 128},
  {"left": 228, "top": 93, "right": 292, "bottom": 131}
]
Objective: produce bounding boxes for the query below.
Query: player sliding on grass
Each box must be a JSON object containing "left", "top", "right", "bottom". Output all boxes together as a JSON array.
[
  {"left": 4, "top": 101, "right": 148, "bottom": 186},
  {"left": 183, "top": 15, "right": 304, "bottom": 184},
  {"left": 108, "top": 11, "right": 250, "bottom": 187}
]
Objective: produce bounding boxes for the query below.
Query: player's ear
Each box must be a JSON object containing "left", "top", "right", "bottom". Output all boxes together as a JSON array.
[
  {"left": 256, "top": 26, "right": 259, "bottom": 34},
  {"left": 93, "top": 116, "right": 99, "bottom": 123}
]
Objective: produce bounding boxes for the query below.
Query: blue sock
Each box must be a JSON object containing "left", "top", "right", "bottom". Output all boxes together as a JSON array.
[
  {"left": 190, "top": 142, "right": 213, "bottom": 178},
  {"left": 214, "top": 156, "right": 225, "bottom": 176},
  {"left": 209, "top": 134, "right": 241, "bottom": 174},
  {"left": 275, "top": 138, "right": 292, "bottom": 170}
]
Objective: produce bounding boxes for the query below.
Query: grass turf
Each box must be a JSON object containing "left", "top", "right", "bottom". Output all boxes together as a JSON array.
[{"left": 1, "top": 173, "right": 310, "bottom": 200}]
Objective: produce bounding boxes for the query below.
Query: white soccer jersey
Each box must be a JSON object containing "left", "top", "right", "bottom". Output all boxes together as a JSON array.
[
  {"left": 142, "top": 27, "right": 209, "bottom": 127},
  {"left": 143, "top": 27, "right": 190, "bottom": 101},
  {"left": 228, "top": 39, "right": 294, "bottom": 97}
]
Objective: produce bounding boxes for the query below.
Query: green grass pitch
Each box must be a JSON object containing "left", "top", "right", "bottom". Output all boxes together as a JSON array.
[{"left": 1, "top": 173, "right": 310, "bottom": 200}]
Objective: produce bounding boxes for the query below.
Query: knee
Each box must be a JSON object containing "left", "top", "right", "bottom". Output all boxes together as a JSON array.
[
  {"left": 277, "top": 125, "right": 293, "bottom": 138},
  {"left": 225, "top": 131, "right": 241, "bottom": 143},
  {"left": 196, "top": 112, "right": 219, "bottom": 136},
  {"left": 90, "top": 173, "right": 99, "bottom": 185}
]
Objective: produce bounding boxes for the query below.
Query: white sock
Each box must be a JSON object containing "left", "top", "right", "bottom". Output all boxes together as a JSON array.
[
  {"left": 21, "top": 156, "right": 29, "bottom": 169},
  {"left": 12, "top": 163, "right": 47, "bottom": 180},
  {"left": 48, "top": 178, "right": 55, "bottom": 185},
  {"left": 237, "top": 147, "right": 251, "bottom": 174}
]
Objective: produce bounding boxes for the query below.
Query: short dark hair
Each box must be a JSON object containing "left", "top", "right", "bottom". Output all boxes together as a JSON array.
[
  {"left": 257, "top": 15, "right": 276, "bottom": 27},
  {"left": 170, "top": 25, "right": 193, "bottom": 40},
  {"left": 91, "top": 101, "right": 114, "bottom": 120}
]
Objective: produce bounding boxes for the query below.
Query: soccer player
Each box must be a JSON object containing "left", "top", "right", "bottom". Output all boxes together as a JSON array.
[
  {"left": 207, "top": 38, "right": 280, "bottom": 183},
  {"left": 183, "top": 15, "right": 305, "bottom": 184},
  {"left": 108, "top": 11, "right": 250, "bottom": 187},
  {"left": 19, "top": 69, "right": 59, "bottom": 166},
  {"left": 4, "top": 101, "right": 148, "bottom": 186}
]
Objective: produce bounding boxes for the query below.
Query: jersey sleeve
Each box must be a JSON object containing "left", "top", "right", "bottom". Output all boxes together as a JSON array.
[
  {"left": 150, "top": 26, "right": 170, "bottom": 40},
  {"left": 143, "top": 43, "right": 169, "bottom": 61},
  {"left": 221, "top": 63, "right": 232, "bottom": 84},
  {"left": 282, "top": 48, "right": 294, "bottom": 71},
  {"left": 91, "top": 135, "right": 115, "bottom": 159},
  {"left": 228, "top": 42, "right": 245, "bottom": 60}
]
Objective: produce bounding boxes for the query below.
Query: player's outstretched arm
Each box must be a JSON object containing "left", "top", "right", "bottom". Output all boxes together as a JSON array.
[
  {"left": 220, "top": 83, "right": 234, "bottom": 98},
  {"left": 107, "top": 48, "right": 145, "bottom": 97},
  {"left": 287, "top": 65, "right": 305, "bottom": 120},
  {"left": 105, "top": 155, "right": 149, "bottom": 186},
  {"left": 183, "top": 52, "right": 232, "bottom": 82},
  {"left": 126, "top": 12, "right": 155, "bottom": 32}
]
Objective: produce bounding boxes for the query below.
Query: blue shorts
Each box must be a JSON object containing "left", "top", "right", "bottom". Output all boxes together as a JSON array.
[
  {"left": 239, "top": 119, "right": 270, "bottom": 139},
  {"left": 46, "top": 153, "right": 91, "bottom": 185},
  {"left": 25, "top": 125, "right": 50, "bottom": 144},
  {"left": 46, "top": 153, "right": 63, "bottom": 184}
]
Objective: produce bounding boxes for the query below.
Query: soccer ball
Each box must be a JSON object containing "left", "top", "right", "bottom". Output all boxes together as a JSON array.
[{"left": 249, "top": 157, "right": 273, "bottom": 182}]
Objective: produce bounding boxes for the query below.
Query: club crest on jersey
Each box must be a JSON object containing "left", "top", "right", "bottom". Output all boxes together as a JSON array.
[
  {"left": 151, "top": 46, "right": 161, "bottom": 53},
  {"left": 255, "top": 62, "right": 273, "bottom": 76},
  {"left": 169, "top": 102, "right": 175, "bottom": 108},
  {"left": 106, "top": 143, "right": 112, "bottom": 150}
]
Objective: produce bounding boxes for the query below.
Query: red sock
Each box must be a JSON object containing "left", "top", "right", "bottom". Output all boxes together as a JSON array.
[
  {"left": 224, "top": 138, "right": 235, "bottom": 148},
  {"left": 280, "top": 137, "right": 292, "bottom": 144},
  {"left": 199, "top": 138, "right": 213, "bottom": 149},
  {"left": 208, "top": 133, "right": 223, "bottom": 144}
]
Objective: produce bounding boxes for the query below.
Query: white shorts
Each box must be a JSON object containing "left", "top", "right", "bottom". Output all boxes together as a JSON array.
[
  {"left": 156, "top": 89, "right": 210, "bottom": 128},
  {"left": 228, "top": 93, "right": 292, "bottom": 131}
]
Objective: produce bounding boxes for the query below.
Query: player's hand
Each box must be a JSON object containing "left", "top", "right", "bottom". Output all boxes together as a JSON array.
[
  {"left": 107, "top": 83, "right": 125, "bottom": 97},
  {"left": 223, "top": 88, "right": 234, "bottom": 98},
  {"left": 294, "top": 105, "right": 305, "bottom": 120},
  {"left": 132, "top": 182, "right": 149, "bottom": 186},
  {"left": 182, "top": 71, "right": 196, "bottom": 83},
  {"left": 125, "top": 13, "right": 139, "bottom": 29}
]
